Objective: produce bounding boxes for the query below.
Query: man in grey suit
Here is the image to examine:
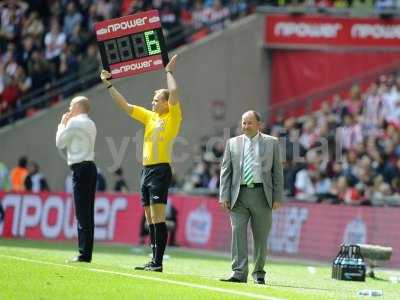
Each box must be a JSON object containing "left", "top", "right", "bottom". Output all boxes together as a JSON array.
[{"left": 219, "top": 110, "right": 283, "bottom": 284}]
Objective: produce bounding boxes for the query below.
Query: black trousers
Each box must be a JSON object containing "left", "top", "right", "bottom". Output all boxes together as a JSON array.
[
  {"left": 0, "top": 201, "right": 4, "bottom": 223},
  {"left": 70, "top": 161, "right": 97, "bottom": 260}
]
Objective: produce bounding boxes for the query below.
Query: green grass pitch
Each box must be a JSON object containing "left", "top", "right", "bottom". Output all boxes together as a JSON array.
[{"left": 0, "top": 239, "right": 399, "bottom": 299}]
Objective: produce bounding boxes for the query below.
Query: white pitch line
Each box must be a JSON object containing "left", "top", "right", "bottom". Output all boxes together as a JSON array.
[{"left": 0, "top": 254, "right": 285, "bottom": 300}]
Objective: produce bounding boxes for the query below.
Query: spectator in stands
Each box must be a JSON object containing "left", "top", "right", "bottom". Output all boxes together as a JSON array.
[
  {"left": 63, "top": 2, "right": 83, "bottom": 38},
  {"left": 24, "top": 161, "right": 49, "bottom": 192},
  {"left": 0, "top": 2, "right": 23, "bottom": 50},
  {"left": 49, "top": 0, "right": 63, "bottom": 24},
  {"left": 68, "top": 23, "right": 90, "bottom": 56},
  {"left": 96, "top": 0, "right": 119, "bottom": 19},
  {"left": 362, "top": 83, "right": 383, "bottom": 135},
  {"left": 113, "top": 167, "right": 129, "bottom": 193},
  {"left": 229, "top": 0, "right": 247, "bottom": 20},
  {"left": 20, "top": 35, "right": 36, "bottom": 69},
  {"left": 86, "top": 3, "right": 104, "bottom": 32},
  {"left": 192, "top": 0, "right": 207, "bottom": 30},
  {"left": 294, "top": 164, "right": 317, "bottom": 202},
  {"left": 78, "top": 44, "right": 100, "bottom": 89},
  {"left": 336, "top": 114, "right": 363, "bottom": 151},
  {"left": 21, "top": 10, "right": 44, "bottom": 42},
  {"left": 10, "top": 156, "right": 28, "bottom": 191},
  {"left": 27, "top": 50, "right": 52, "bottom": 91},
  {"left": 1, "top": 74, "right": 21, "bottom": 114},
  {"left": 299, "top": 118, "right": 318, "bottom": 149},
  {"left": 0, "top": 160, "right": 10, "bottom": 191},
  {"left": 375, "top": 0, "right": 396, "bottom": 10},
  {"left": 204, "top": 0, "right": 230, "bottom": 32},
  {"left": 58, "top": 45, "right": 79, "bottom": 80},
  {"left": 44, "top": 17, "right": 66, "bottom": 67},
  {"left": 159, "top": 1, "right": 185, "bottom": 49},
  {"left": 315, "top": 171, "right": 333, "bottom": 203},
  {"left": 208, "top": 164, "right": 220, "bottom": 190},
  {"left": 15, "top": 65, "right": 31, "bottom": 94}
]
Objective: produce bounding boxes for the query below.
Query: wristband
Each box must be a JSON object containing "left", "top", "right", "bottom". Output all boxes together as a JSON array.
[
  {"left": 107, "top": 84, "right": 113, "bottom": 89},
  {"left": 166, "top": 70, "right": 172, "bottom": 74}
]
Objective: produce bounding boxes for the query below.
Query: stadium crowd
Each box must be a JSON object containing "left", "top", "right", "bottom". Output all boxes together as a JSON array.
[
  {"left": 266, "top": 0, "right": 397, "bottom": 10},
  {"left": 1, "top": 72, "right": 400, "bottom": 207},
  {"left": 271, "top": 73, "right": 400, "bottom": 205},
  {"left": 0, "top": 0, "right": 253, "bottom": 126},
  {"left": 183, "top": 72, "right": 400, "bottom": 206}
]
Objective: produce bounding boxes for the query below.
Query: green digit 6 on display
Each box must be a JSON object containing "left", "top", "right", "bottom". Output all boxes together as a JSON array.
[{"left": 144, "top": 30, "right": 161, "bottom": 55}]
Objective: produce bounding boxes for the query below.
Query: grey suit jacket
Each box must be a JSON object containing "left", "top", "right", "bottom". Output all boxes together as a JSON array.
[{"left": 219, "top": 133, "right": 283, "bottom": 209}]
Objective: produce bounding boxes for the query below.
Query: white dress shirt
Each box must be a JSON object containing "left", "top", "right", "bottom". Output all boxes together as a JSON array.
[
  {"left": 241, "top": 133, "right": 262, "bottom": 184},
  {"left": 56, "top": 114, "right": 96, "bottom": 166}
]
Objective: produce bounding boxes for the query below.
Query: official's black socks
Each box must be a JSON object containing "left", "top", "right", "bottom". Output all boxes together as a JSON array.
[
  {"left": 154, "top": 222, "right": 167, "bottom": 266},
  {"left": 149, "top": 223, "right": 155, "bottom": 262}
]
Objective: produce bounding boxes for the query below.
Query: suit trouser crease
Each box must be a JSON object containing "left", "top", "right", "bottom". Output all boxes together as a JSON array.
[
  {"left": 230, "top": 187, "right": 272, "bottom": 281},
  {"left": 72, "top": 162, "right": 97, "bottom": 260},
  {"left": 230, "top": 200, "right": 249, "bottom": 281}
]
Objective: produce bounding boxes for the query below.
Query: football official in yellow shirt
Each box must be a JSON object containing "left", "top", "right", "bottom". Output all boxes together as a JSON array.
[{"left": 100, "top": 55, "right": 182, "bottom": 272}]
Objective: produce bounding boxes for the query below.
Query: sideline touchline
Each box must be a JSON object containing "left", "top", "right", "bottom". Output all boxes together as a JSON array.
[{"left": 0, "top": 254, "right": 285, "bottom": 300}]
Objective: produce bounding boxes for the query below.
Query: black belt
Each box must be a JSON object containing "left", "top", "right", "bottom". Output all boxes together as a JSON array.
[
  {"left": 240, "top": 183, "right": 263, "bottom": 188},
  {"left": 70, "top": 161, "right": 95, "bottom": 169},
  {"left": 143, "top": 163, "right": 170, "bottom": 169}
]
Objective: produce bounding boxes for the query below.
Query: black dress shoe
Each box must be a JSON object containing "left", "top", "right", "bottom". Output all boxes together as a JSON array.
[
  {"left": 66, "top": 256, "right": 91, "bottom": 263},
  {"left": 134, "top": 261, "right": 153, "bottom": 270},
  {"left": 220, "top": 277, "right": 245, "bottom": 283},
  {"left": 144, "top": 262, "right": 163, "bottom": 272},
  {"left": 254, "top": 278, "right": 265, "bottom": 284}
]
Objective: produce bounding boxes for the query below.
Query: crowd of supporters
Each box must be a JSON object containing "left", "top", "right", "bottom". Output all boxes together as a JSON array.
[
  {"left": 183, "top": 72, "right": 400, "bottom": 205},
  {"left": 266, "top": 0, "right": 398, "bottom": 10},
  {"left": 2, "top": 72, "right": 400, "bottom": 206},
  {"left": 270, "top": 73, "right": 400, "bottom": 205},
  {"left": 0, "top": 0, "right": 253, "bottom": 126}
]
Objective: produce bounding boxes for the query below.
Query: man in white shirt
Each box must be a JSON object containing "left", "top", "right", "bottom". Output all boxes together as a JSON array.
[{"left": 56, "top": 96, "right": 97, "bottom": 263}]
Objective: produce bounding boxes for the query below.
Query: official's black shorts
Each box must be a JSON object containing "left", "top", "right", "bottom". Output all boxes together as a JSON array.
[{"left": 140, "top": 163, "right": 172, "bottom": 207}]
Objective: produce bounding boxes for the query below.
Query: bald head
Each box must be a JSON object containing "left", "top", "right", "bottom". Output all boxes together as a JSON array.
[
  {"left": 69, "top": 96, "right": 90, "bottom": 114},
  {"left": 241, "top": 110, "right": 261, "bottom": 137}
]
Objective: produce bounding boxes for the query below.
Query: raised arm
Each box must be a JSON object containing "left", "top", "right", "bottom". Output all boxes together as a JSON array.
[
  {"left": 100, "top": 70, "right": 134, "bottom": 115},
  {"left": 165, "top": 54, "right": 179, "bottom": 105}
]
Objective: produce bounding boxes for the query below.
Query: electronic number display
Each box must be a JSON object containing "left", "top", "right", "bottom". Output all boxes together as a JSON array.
[{"left": 95, "top": 10, "right": 169, "bottom": 79}]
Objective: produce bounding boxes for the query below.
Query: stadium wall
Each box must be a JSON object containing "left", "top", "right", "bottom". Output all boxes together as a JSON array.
[{"left": 0, "top": 14, "right": 269, "bottom": 191}]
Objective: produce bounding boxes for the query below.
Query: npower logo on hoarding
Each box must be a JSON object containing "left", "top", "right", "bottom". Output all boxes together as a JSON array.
[
  {"left": 0, "top": 193, "right": 127, "bottom": 240},
  {"left": 274, "top": 22, "right": 343, "bottom": 38},
  {"left": 351, "top": 24, "right": 400, "bottom": 39}
]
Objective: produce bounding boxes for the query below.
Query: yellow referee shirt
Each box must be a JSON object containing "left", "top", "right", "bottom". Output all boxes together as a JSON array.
[{"left": 131, "top": 102, "right": 182, "bottom": 166}]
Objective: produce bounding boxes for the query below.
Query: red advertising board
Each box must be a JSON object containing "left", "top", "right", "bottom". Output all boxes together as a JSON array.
[
  {"left": 1, "top": 192, "right": 399, "bottom": 267},
  {"left": 265, "top": 14, "right": 400, "bottom": 49}
]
